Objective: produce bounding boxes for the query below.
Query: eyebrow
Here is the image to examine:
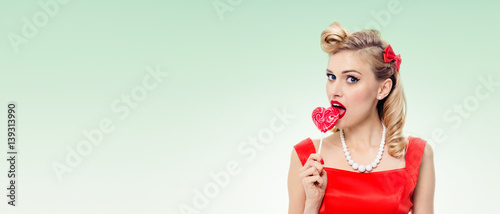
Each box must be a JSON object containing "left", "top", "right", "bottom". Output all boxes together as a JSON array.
[{"left": 326, "top": 69, "right": 362, "bottom": 75}]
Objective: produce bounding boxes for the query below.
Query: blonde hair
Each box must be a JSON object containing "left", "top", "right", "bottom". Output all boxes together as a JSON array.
[{"left": 321, "top": 21, "right": 408, "bottom": 158}]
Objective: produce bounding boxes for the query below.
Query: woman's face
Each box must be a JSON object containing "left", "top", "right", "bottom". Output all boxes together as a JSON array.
[{"left": 326, "top": 50, "right": 383, "bottom": 129}]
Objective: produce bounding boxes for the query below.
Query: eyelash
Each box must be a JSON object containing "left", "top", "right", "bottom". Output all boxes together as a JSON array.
[
  {"left": 326, "top": 74, "right": 359, "bottom": 83},
  {"left": 347, "top": 76, "right": 359, "bottom": 83}
]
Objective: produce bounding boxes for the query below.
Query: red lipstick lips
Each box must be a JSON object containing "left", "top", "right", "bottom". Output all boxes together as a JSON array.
[{"left": 330, "top": 100, "right": 346, "bottom": 119}]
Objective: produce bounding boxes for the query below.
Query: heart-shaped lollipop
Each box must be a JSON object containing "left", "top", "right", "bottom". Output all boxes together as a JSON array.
[
  {"left": 312, "top": 106, "right": 340, "bottom": 155},
  {"left": 312, "top": 106, "right": 340, "bottom": 133}
]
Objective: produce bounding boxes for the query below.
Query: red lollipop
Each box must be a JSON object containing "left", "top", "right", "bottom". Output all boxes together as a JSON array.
[
  {"left": 312, "top": 106, "right": 340, "bottom": 133},
  {"left": 312, "top": 106, "right": 340, "bottom": 154}
]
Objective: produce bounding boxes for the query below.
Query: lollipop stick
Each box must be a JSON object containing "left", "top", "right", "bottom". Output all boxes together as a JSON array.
[{"left": 318, "top": 132, "right": 324, "bottom": 154}]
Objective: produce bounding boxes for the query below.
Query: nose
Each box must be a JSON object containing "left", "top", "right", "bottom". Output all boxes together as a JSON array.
[{"left": 327, "top": 80, "right": 343, "bottom": 99}]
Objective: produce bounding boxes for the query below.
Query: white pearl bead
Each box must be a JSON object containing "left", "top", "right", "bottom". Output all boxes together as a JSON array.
[
  {"left": 366, "top": 164, "right": 373, "bottom": 171},
  {"left": 358, "top": 165, "right": 365, "bottom": 172},
  {"left": 379, "top": 147, "right": 384, "bottom": 152},
  {"left": 375, "top": 159, "right": 380, "bottom": 164},
  {"left": 345, "top": 151, "right": 350, "bottom": 156},
  {"left": 377, "top": 154, "right": 382, "bottom": 159},
  {"left": 352, "top": 163, "right": 359, "bottom": 169},
  {"left": 348, "top": 160, "right": 354, "bottom": 165},
  {"left": 378, "top": 151, "right": 383, "bottom": 156},
  {"left": 371, "top": 162, "right": 377, "bottom": 167},
  {"left": 346, "top": 156, "right": 351, "bottom": 160},
  {"left": 343, "top": 148, "right": 347, "bottom": 152}
]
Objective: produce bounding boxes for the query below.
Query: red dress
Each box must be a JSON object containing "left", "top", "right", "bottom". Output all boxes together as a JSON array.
[{"left": 293, "top": 136, "right": 426, "bottom": 214}]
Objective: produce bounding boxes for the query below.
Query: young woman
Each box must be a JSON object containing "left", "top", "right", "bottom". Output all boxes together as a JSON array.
[{"left": 287, "top": 21, "right": 435, "bottom": 214}]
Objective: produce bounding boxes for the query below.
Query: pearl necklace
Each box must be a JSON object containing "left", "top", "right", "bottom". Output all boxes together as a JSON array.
[{"left": 340, "top": 121, "right": 386, "bottom": 173}]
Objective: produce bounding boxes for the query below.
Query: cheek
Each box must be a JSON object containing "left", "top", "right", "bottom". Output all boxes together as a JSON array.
[{"left": 348, "top": 86, "right": 375, "bottom": 104}]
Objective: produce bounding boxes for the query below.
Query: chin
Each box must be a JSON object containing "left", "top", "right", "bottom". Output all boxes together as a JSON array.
[{"left": 335, "top": 116, "right": 356, "bottom": 130}]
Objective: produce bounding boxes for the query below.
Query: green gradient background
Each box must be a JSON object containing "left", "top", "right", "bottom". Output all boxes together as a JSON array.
[{"left": 0, "top": 0, "right": 499, "bottom": 213}]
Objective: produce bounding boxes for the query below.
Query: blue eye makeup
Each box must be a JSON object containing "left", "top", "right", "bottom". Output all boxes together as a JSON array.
[
  {"left": 347, "top": 76, "right": 359, "bottom": 83},
  {"left": 326, "top": 73, "right": 336, "bottom": 80},
  {"left": 327, "top": 73, "right": 359, "bottom": 83}
]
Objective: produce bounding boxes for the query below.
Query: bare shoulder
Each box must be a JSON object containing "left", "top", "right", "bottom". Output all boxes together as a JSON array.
[
  {"left": 413, "top": 137, "right": 434, "bottom": 163},
  {"left": 289, "top": 146, "right": 301, "bottom": 166},
  {"left": 422, "top": 142, "right": 434, "bottom": 160},
  {"left": 288, "top": 138, "right": 310, "bottom": 171},
  {"left": 412, "top": 139, "right": 435, "bottom": 213},
  {"left": 419, "top": 142, "right": 435, "bottom": 175},
  {"left": 407, "top": 136, "right": 431, "bottom": 154}
]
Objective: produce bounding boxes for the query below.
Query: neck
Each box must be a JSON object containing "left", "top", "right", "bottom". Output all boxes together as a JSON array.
[{"left": 342, "top": 111, "right": 383, "bottom": 149}]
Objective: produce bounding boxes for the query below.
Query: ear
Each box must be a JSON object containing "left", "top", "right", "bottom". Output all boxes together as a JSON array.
[{"left": 377, "top": 78, "right": 393, "bottom": 100}]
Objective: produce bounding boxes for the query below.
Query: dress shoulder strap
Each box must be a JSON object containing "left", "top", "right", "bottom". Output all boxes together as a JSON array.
[
  {"left": 293, "top": 138, "right": 316, "bottom": 166},
  {"left": 405, "top": 136, "right": 427, "bottom": 184}
]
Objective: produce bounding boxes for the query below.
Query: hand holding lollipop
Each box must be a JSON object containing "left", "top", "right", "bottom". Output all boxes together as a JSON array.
[
  {"left": 299, "top": 102, "right": 342, "bottom": 197},
  {"left": 311, "top": 105, "right": 340, "bottom": 154}
]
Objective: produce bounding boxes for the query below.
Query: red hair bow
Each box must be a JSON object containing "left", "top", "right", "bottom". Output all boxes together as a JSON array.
[{"left": 383, "top": 44, "right": 402, "bottom": 72}]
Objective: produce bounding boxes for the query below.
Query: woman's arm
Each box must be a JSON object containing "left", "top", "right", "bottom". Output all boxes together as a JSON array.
[
  {"left": 288, "top": 148, "right": 321, "bottom": 214},
  {"left": 412, "top": 143, "right": 436, "bottom": 214},
  {"left": 288, "top": 148, "right": 307, "bottom": 213}
]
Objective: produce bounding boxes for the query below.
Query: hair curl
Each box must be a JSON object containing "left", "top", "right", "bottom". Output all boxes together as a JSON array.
[{"left": 321, "top": 21, "right": 408, "bottom": 158}]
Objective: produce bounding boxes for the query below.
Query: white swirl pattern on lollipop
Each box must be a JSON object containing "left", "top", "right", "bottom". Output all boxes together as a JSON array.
[{"left": 312, "top": 106, "right": 340, "bottom": 133}]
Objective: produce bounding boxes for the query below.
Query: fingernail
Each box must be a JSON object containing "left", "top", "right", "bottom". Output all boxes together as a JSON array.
[{"left": 320, "top": 159, "right": 324, "bottom": 165}]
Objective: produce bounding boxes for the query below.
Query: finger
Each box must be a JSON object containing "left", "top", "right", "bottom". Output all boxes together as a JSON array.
[
  {"left": 303, "top": 158, "right": 324, "bottom": 176},
  {"left": 319, "top": 170, "right": 327, "bottom": 187},
  {"left": 307, "top": 153, "right": 323, "bottom": 164},
  {"left": 314, "top": 172, "right": 327, "bottom": 188},
  {"left": 305, "top": 175, "right": 322, "bottom": 187},
  {"left": 299, "top": 157, "right": 321, "bottom": 174},
  {"left": 314, "top": 174, "right": 323, "bottom": 187},
  {"left": 309, "top": 161, "right": 324, "bottom": 175},
  {"left": 299, "top": 161, "right": 313, "bottom": 174},
  {"left": 303, "top": 155, "right": 324, "bottom": 171},
  {"left": 299, "top": 166, "right": 319, "bottom": 179}
]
